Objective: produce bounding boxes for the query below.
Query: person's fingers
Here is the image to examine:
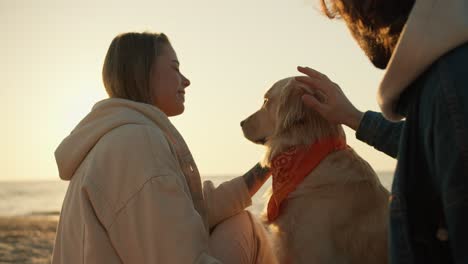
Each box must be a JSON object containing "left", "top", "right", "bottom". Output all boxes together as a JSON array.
[
  {"left": 290, "top": 79, "right": 314, "bottom": 95},
  {"left": 297, "top": 66, "right": 329, "bottom": 80},
  {"left": 302, "top": 94, "right": 326, "bottom": 114},
  {"left": 297, "top": 84, "right": 314, "bottom": 97},
  {"left": 295, "top": 76, "right": 333, "bottom": 96}
]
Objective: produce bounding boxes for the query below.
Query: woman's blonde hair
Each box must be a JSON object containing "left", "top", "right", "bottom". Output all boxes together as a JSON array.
[{"left": 102, "top": 32, "right": 170, "bottom": 104}]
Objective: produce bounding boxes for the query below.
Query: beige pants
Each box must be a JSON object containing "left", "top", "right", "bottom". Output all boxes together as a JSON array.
[{"left": 209, "top": 211, "right": 278, "bottom": 264}]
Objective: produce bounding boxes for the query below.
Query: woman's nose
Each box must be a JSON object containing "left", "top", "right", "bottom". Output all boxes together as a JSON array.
[{"left": 183, "top": 77, "right": 190, "bottom": 87}]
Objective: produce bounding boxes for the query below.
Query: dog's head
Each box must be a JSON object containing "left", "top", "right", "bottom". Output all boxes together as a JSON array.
[{"left": 241, "top": 77, "right": 345, "bottom": 166}]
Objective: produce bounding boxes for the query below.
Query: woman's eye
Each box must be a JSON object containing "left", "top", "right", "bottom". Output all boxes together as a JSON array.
[{"left": 263, "top": 98, "right": 269, "bottom": 106}]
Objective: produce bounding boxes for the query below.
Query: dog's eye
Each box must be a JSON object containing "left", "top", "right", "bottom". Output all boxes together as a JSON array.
[{"left": 262, "top": 98, "right": 269, "bottom": 107}]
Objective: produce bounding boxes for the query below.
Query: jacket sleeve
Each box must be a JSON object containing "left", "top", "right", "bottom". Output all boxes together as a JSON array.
[
  {"left": 434, "top": 76, "right": 468, "bottom": 263},
  {"left": 108, "top": 176, "right": 221, "bottom": 264},
  {"left": 203, "top": 176, "right": 252, "bottom": 229},
  {"left": 355, "top": 111, "right": 403, "bottom": 159},
  {"left": 104, "top": 126, "right": 222, "bottom": 264}
]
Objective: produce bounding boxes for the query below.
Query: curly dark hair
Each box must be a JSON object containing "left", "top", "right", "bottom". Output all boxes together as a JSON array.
[{"left": 320, "top": 0, "right": 415, "bottom": 68}]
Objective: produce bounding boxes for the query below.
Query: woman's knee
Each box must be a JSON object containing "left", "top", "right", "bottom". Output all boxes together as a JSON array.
[
  {"left": 209, "top": 211, "right": 256, "bottom": 264},
  {"left": 209, "top": 211, "right": 277, "bottom": 264}
]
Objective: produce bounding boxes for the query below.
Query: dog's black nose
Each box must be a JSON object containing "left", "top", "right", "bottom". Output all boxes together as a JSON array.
[{"left": 240, "top": 120, "right": 245, "bottom": 127}]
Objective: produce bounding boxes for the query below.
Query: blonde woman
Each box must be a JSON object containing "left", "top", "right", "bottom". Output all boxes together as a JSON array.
[{"left": 52, "top": 32, "right": 276, "bottom": 264}]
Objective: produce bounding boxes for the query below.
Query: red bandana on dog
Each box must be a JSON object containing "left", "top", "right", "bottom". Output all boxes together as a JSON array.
[{"left": 267, "top": 137, "right": 348, "bottom": 222}]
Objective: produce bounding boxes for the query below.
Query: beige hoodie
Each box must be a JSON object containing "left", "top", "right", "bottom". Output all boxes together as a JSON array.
[
  {"left": 378, "top": 0, "right": 468, "bottom": 121},
  {"left": 52, "top": 98, "right": 251, "bottom": 263}
]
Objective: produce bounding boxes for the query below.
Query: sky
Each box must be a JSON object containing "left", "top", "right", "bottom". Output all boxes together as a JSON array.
[{"left": 1, "top": 0, "right": 396, "bottom": 182}]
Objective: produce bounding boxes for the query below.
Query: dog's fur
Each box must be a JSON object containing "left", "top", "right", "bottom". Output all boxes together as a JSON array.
[{"left": 241, "top": 77, "right": 389, "bottom": 264}]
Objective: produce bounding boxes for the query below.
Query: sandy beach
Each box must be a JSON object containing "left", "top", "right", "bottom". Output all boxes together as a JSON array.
[{"left": 0, "top": 215, "right": 58, "bottom": 264}]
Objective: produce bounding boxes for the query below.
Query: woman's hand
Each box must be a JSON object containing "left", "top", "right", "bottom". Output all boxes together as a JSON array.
[
  {"left": 295, "top": 66, "right": 364, "bottom": 131},
  {"left": 243, "top": 163, "right": 271, "bottom": 197}
]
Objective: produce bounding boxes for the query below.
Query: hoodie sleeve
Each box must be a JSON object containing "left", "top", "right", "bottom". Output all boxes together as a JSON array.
[
  {"left": 108, "top": 175, "right": 221, "bottom": 264},
  {"left": 355, "top": 111, "right": 403, "bottom": 159},
  {"left": 99, "top": 125, "right": 222, "bottom": 264},
  {"left": 203, "top": 176, "right": 252, "bottom": 229}
]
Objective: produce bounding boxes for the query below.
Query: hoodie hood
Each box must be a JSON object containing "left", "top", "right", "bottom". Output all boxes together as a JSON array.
[
  {"left": 378, "top": 0, "right": 468, "bottom": 121},
  {"left": 55, "top": 98, "right": 183, "bottom": 180}
]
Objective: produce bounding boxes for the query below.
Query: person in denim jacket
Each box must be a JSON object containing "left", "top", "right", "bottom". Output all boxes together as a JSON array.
[{"left": 295, "top": 0, "right": 468, "bottom": 263}]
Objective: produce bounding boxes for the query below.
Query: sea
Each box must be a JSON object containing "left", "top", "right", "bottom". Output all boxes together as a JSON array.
[{"left": 0, "top": 172, "right": 394, "bottom": 217}]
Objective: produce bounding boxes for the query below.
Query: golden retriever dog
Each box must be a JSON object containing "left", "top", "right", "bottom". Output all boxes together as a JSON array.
[{"left": 241, "top": 77, "right": 389, "bottom": 264}]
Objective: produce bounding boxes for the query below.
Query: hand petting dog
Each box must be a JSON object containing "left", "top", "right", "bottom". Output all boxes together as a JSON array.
[{"left": 296, "top": 66, "right": 364, "bottom": 131}]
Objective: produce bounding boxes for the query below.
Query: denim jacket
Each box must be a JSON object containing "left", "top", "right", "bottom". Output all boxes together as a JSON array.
[{"left": 356, "top": 43, "right": 468, "bottom": 263}]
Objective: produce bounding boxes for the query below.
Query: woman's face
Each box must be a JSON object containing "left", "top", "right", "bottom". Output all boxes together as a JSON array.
[{"left": 150, "top": 44, "right": 190, "bottom": 116}]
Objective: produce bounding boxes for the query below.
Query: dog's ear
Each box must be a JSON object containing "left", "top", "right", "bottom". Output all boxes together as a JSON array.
[{"left": 276, "top": 82, "right": 309, "bottom": 131}]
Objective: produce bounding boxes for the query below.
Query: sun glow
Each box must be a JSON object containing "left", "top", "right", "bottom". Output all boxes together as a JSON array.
[{"left": 2, "top": 0, "right": 396, "bottom": 181}]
